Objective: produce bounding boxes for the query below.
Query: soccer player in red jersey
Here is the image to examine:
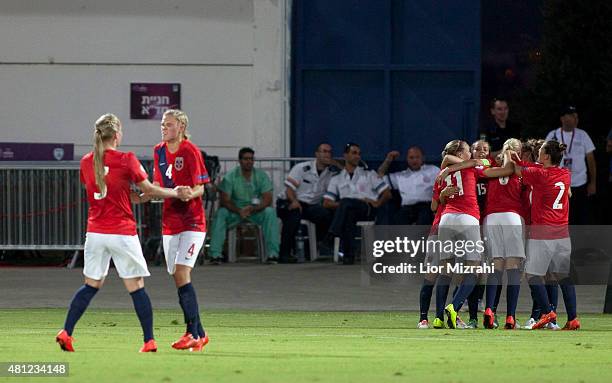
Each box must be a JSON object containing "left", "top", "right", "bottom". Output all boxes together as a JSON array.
[
  {"left": 418, "top": 179, "right": 459, "bottom": 329},
  {"left": 519, "top": 139, "right": 561, "bottom": 329},
  {"left": 467, "top": 139, "right": 491, "bottom": 328},
  {"left": 56, "top": 114, "right": 180, "bottom": 353},
  {"left": 510, "top": 140, "right": 580, "bottom": 330},
  {"left": 151, "top": 109, "right": 211, "bottom": 350},
  {"left": 434, "top": 140, "right": 514, "bottom": 329}
]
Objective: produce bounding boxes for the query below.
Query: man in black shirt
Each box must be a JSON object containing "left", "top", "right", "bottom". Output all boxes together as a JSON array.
[{"left": 481, "top": 98, "right": 521, "bottom": 155}]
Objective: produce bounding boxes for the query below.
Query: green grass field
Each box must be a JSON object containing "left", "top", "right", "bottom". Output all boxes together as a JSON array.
[{"left": 1, "top": 309, "right": 612, "bottom": 383}]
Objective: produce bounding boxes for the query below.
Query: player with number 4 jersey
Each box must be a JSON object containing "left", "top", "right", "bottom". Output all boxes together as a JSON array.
[{"left": 151, "top": 109, "right": 211, "bottom": 351}]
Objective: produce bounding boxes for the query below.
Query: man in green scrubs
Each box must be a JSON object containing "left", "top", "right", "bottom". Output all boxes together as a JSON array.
[{"left": 208, "top": 147, "right": 280, "bottom": 263}]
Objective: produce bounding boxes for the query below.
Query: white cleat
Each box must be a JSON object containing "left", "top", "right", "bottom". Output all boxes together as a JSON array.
[
  {"left": 417, "top": 320, "right": 430, "bottom": 329},
  {"left": 523, "top": 317, "right": 536, "bottom": 330},
  {"left": 546, "top": 322, "right": 561, "bottom": 330}
]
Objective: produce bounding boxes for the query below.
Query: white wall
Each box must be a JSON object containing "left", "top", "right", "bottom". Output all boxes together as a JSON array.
[{"left": 0, "top": 0, "right": 287, "bottom": 159}]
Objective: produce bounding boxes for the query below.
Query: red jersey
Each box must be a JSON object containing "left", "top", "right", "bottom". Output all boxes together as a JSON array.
[
  {"left": 80, "top": 150, "right": 147, "bottom": 235},
  {"left": 484, "top": 172, "right": 524, "bottom": 217},
  {"left": 441, "top": 167, "right": 482, "bottom": 220},
  {"left": 153, "top": 140, "right": 210, "bottom": 235},
  {"left": 521, "top": 166, "right": 571, "bottom": 239},
  {"left": 476, "top": 178, "right": 487, "bottom": 220},
  {"left": 430, "top": 181, "right": 443, "bottom": 236}
]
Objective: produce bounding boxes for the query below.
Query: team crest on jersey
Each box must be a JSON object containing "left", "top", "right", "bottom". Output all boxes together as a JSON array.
[{"left": 174, "top": 157, "right": 184, "bottom": 171}]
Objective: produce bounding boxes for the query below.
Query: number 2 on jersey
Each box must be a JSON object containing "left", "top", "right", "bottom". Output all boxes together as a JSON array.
[
  {"left": 552, "top": 181, "right": 565, "bottom": 210},
  {"left": 444, "top": 172, "right": 464, "bottom": 196}
]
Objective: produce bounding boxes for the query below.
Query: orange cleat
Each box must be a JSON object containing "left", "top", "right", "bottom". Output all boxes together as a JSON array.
[
  {"left": 504, "top": 315, "right": 516, "bottom": 329},
  {"left": 532, "top": 311, "right": 557, "bottom": 330},
  {"left": 483, "top": 308, "right": 495, "bottom": 329},
  {"left": 562, "top": 318, "right": 581, "bottom": 330},
  {"left": 139, "top": 339, "right": 158, "bottom": 353},
  {"left": 56, "top": 330, "right": 74, "bottom": 352},
  {"left": 189, "top": 334, "right": 210, "bottom": 352},
  {"left": 172, "top": 333, "right": 198, "bottom": 350}
]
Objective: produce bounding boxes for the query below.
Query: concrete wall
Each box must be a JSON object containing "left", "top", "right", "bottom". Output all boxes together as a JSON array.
[{"left": 0, "top": 0, "right": 287, "bottom": 159}]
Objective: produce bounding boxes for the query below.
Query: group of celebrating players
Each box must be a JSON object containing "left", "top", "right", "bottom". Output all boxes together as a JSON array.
[{"left": 417, "top": 136, "right": 580, "bottom": 331}]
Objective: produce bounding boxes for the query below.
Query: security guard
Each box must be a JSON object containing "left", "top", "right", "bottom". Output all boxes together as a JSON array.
[
  {"left": 278, "top": 143, "right": 341, "bottom": 263},
  {"left": 378, "top": 146, "right": 440, "bottom": 225},
  {"left": 324, "top": 143, "right": 391, "bottom": 264}
]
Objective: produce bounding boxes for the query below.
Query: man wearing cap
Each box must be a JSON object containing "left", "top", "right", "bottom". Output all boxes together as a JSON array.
[{"left": 545, "top": 105, "right": 597, "bottom": 224}]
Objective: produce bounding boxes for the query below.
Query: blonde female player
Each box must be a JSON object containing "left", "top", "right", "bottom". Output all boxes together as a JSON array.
[
  {"left": 510, "top": 141, "right": 580, "bottom": 330},
  {"left": 480, "top": 139, "right": 526, "bottom": 329},
  {"left": 150, "top": 109, "right": 210, "bottom": 351},
  {"left": 56, "top": 114, "right": 180, "bottom": 352},
  {"left": 434, "top": 140, "right": 514, "bottom": 329}
]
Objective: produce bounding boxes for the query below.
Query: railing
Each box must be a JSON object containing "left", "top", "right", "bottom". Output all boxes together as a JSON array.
[{"left": 0, "top": 157, "right": 313, "bottom": 250}]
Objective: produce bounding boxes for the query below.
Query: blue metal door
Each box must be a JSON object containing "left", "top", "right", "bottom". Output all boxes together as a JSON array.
[{"left": 292, "top": 0, "right": 480, "bottom": 162}]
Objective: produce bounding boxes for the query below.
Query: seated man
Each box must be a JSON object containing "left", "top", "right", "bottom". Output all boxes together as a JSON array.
[
  {"left": 208, "top": 147, "right": 280, "bottom": 263},
  {"left": 323, "top": 143, "right": 391, "bottom": 265},
  {"left": 278, "top": 142, "right": 341, "bottom": 263},
  {"left": 377, "top": 146, "right": 439, "bottom": 225}
]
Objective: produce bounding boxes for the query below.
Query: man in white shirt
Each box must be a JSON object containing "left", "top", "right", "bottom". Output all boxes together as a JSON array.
[
  {"left": 324, "top": 143, "right": 391, "bottom": 264},
  {"left": 377, "top": 146, "right": 440, "bottom": 225},
  {"left": 545, "top": 105, "right": 597, "bottom": 224},
  {"left": 278, "top": 143, "right": 341, "bottom": 263}
]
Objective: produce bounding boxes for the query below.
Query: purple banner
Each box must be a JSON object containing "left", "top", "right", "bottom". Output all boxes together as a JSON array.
[
  {"left": 0, "top": 143, "right": 74, "bottom": 161},
  {"left": 130, "top": 83, "right": 181, "bottom": 120}
]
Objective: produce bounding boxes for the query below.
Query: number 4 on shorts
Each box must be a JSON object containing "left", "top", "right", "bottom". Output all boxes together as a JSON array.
[{"left": 187, "top": 243, "right": 195, "bottom": 258}]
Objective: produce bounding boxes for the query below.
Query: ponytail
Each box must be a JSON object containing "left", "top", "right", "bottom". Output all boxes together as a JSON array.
[
  {"left": 92, "top": 113, "right": 121, "bottom": 196},
  {"left": 543, "top": 140, "right": 567, "bottom": 165}
]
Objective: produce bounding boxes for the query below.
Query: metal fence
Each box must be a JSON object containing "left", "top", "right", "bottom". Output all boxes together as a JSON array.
[{"left": 0, "top": 157, "right": 312, "bottom": 250}]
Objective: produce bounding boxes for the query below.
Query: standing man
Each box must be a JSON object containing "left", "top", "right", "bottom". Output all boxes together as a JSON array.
[
  {"left": 545, "top": 105, "right": 597, "bottom": 224},
  {"left": 324, "top": 143, "right": 391, "bottom": 265},
  {"left": 278, "top": 143, "right": 341, "bottom": 263},
  {"left": 480, "top": 97, "right": 521, "bottom": 156},
  {"left": 208, "top": 147, "right": 280, "bottom": 263},
  {"left": 377, "top": 146, "right": 439, "bottom": 225}
]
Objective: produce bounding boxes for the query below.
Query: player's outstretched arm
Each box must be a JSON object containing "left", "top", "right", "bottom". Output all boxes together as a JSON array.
[
  {"left": 436, "top": 158, "right": 485, "bottom": 185},
  {"left": 137, "top": 179, "right": 179, "bottom": 200}
]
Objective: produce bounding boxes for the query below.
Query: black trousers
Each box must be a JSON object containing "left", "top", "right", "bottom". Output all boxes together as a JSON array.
[
  {"left": 569, "top": 185, "right": 590, "bottom": 225},
  {"left": 393, "top": 202, "right": 433, "bottom": 225},
  {"left": 328, "top": 198, "right": 376, "bottom": 260},
  {"left": 279, "top": 202, "right": 333, "bottom": 260}
]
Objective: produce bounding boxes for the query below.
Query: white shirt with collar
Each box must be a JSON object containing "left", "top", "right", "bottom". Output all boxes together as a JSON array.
[
  {"left": 545, "top": 127, "right": 595, "bottom": 187},
  {"left": 388, "top": 164, "right": 440, "bottom": 206},
  {"left": 324, "top": 167, "right": 389, "bottom": 201},
  {"left": 284, "top": 160, "right": 339, "bottom": 205}
]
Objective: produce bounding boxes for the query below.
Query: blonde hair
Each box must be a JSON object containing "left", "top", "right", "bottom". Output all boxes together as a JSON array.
[
  {"left": 502, "top": 138, "right": 522, "bottom": 154},
  {"left": 163, "top": 109, "right": 190, "bottom": 140},
  {"left": 441, "top": 139, "right": 467, "bottom": 158},
  {"left": 93, "top": 113, "right": 121, "bottom": 196}
]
